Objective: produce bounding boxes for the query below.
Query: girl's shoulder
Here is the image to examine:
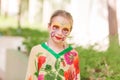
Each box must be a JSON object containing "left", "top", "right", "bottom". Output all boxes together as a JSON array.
[
  {"left": 29, "top": 44, "right": 43, "bottom": 56},
  {"left": 31, "top": 44, "right": 41, "bottom": 52}
]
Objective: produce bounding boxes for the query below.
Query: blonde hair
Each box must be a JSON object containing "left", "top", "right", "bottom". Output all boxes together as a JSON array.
[{"left": 49, "top": 10, "right": 73, "bottom": 30}]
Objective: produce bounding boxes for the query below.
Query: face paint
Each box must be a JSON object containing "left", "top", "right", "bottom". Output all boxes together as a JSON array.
[
  {"left": 51, "top": 22, "right": 70, "bottom": 35},
  {"left": 62, "top": 28, "right": 69, "bottom": 35},
  {"left": 52, "top": 25, "right": 59, "bottom": 32},
  {"left": 52, "top": 22, "right": 71, "bottom": 31},
  {"left": 50, "top": 20, "right": 71, "bottom": 42},
  {"left": 62, "top": 37, "right": 65, "bottom": 41},
  {"left": 62, "top": 31, "right": 68, "bottom": 41},
  {"left": 51, "top": 31, "right": 55, "bottom": 37},
  {"left": 60, "top": 21, "right": 66, "bottom": 26}
]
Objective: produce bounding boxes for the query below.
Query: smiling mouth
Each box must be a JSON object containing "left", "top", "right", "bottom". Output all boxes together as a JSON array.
[{"left": 55, "top": 36, "right": 62, "bottom": 40}]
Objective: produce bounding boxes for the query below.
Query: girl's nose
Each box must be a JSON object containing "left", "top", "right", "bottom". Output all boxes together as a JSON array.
[{"left": 57, "top": 29, "right": 62, "bottom": 36}]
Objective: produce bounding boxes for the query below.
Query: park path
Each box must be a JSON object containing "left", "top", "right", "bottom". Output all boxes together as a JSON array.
[{"left": 0, "top": 36, "right": 24, "bottom": 80}]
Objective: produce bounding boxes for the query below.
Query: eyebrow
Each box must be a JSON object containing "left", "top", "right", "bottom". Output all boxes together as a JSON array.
[
  {"left": 52, "top": 22, "right": 71, "bottom": 30},
  {"left": 63, "top": 27, "right": 69, "bottom": 30}
]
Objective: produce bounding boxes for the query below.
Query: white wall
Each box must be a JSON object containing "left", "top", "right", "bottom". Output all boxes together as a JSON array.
[{"left": 5, "top": 49, "right": 28, "bottom": 80}]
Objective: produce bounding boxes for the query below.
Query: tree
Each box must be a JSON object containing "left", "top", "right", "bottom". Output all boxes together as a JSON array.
[
  {"left": 107, "top": 0, "right": 119, "bottom": 49},
  {"left": 17, "top": 0, "right": 29, "bottom": 33},
  {"left": 17, "top": 0, "right": 22, "bottom": 29}
]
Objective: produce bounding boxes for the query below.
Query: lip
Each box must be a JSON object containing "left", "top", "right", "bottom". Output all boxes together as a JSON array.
[{"left": 55, "top": 36, "right": 62, "bottom": 40}]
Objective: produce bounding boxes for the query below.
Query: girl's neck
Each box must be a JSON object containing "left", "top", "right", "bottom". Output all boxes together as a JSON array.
[{"left": 47, "top": 39, "right": 66, "bottom": 53}]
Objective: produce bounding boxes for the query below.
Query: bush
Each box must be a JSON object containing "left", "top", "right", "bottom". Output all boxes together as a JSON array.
[
  {"left": 76, "top": 45, "right": 120, "bottom": 79},
  {"left": 1, "top": 27, "right": 120, "bottom": 79},
  {"left": 0, "top": 27, "right": 49, "bottom": 54}
]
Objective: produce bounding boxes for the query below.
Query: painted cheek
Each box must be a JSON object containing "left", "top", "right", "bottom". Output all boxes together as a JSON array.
[
  {"left": 62, "top": 34, "right": 68, "bottom": 41},
  {"left": 62, "top": 37, "right": 65, "bottom": 41},
  {"left": 63, "top": 32, "right": 68, "bottom": 37},
  {"left": 51, "top": 31, "right": 55, "bottom": 37}
]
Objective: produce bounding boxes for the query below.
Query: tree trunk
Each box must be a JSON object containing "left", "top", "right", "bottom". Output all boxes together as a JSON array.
[
  {"left": 4, "top": 0, "right": 8, "bottom": 18},
  {"left": 107, "top": 0, "right": 119, "bottom": 49},
  {"left": 17, "top": 0, "right": 22, "bottom": 33}
]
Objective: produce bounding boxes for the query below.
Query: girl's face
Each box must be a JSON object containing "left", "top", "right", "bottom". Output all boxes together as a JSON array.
[{"left": 48, "top": 16, "right": 72, "bottom": 43}]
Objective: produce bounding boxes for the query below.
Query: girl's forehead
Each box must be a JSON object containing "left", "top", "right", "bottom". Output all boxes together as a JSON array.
[
  {"left": 52, "top": 22, "right": 70, "bottom": 28},
  {"left": 51, "top": 16, "right": 71, "bottom": 28},
  {"left": 52, "top": 16, "right": 71, "bottom": 28}
]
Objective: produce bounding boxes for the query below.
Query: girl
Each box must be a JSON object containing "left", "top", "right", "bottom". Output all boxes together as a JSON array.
[{"left": 25, "top": 10, "right": 80, "bottom": 80}]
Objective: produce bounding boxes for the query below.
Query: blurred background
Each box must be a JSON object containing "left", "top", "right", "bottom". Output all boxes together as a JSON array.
[{"left": 0, "top": 0, "right": 120, "bottom": 80}]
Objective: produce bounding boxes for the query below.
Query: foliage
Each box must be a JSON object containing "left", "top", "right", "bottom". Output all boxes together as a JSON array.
[
  {"left": 76, "top": 45, "right": 120, "bottom": 80},
  {"left": 1, "top": 27, "right": 120, "bottom": 79},
  {"left": 0, "top": 27, "right": 49, "bottom": 54}
]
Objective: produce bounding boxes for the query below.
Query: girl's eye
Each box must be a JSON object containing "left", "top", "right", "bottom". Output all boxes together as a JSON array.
[
  {"left": 62, "top": 28, "right": 69, "bottom": 34},
  {"left": 52, "top": 25, "right": 59, "bottom": 30}
]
